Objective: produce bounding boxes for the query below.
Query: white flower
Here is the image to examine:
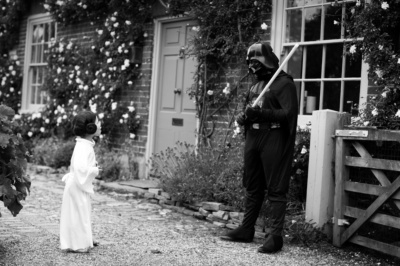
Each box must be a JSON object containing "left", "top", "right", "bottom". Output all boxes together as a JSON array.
[
  {"left": 43, "top": 4, "right": 50, "bottom": 9},
  {"left": 397, "top": 58, "right": 400, "bottom": 64},
  {"left": 125, "top": 20, "right": 131, "bottom": 25},
  {"left": 74, "top": 65, "right": 80, "bottom": 71},
  {"left": 98, "top": 29, "right": 103, "bottom": 35},
  {"left": 67, "top": 42, "right": 73, "bottom": 50},
  {"left": 124, "top": 59, "right": 130, "bottom": 67},
  {"left": 27, "top": 132, "right": 33, "bottom": 137},
  {"left": 105, "top": 51, "right": 110, "bottom": 57},
  {"left": 99, "top": 113, "right": 104, "bottom": 119},
  {"left": 375, "top": 69, "right": 382, "bottom": 78},
  {"left": 57, "top": 117, "right": 62, "bottom": 124},
  {"left": 118, "top": 46, "right": 123, "bottom": 53},
  {"left": 349, "top": 45, "right": 357, "bottom": 54},
  {"left": 119, "top": 119, "right": 123, "bottom": 124},
  {"left": 128, "top": 81, "right": 133, "bottom": 85},
  {"left": 333, "top": 20, "right": 339, "bottom": 25},
  {"left": 105, "top": 92, "right": 110, "bottom": 98},
  {"left": 223, "top": 82, "right": 230, "bottom": 95},
  {"left": 363, "top": 121, "right": 370, "bottom": 126},
  {"left": 57, "top": 67, "right": 62, "bottom": 74},
  {"left": 84, "top": 85, "right": 89, "bottom": 90},
  {"left": 107, "top": 58, "right": 112, "bottom": 64},
  {"left": 128, "top": 106, "right": 135, "bottom": 112},
  {"left": 356, "top": 0, "right": 361, "bottom": 7},
  {"left": 381, "top": 91, "right": 387, "bottom": 98},
  {"left": 234, "top": 121, "right": 239, "bottom": 127},
  {"left": 207, "top": 90, "right": 214, "bottom": 95},
  {"left": 9, "top": 87, "right": 14, "bottom": 92},
  {"left": 121, "top": 65, "right": 126, "bottom": 71},
  {"left": 381, "top": 2, "right": 389, "bottom": 10},
  {"left": 378, "top": 45, "right": 384, "bottom": 50},
  {"left": 111, "top": 102, "right": 118, "bottom": 110},
  {"left": 124, "top": 49, "right": 129, "bottom": 53},
  {"left": 395, "top": 110, "right": 400, "bottom": 118},
  {"left": 105, "top": 41, "right": 110, "bottom": 46},
  {"left": 14, "top": 114, "right": 21, "bottom": 120},
  {"left": 111, "top": 16, "right": 116, "bottom": 22},
  {"left": 301, "top": 146, "right": 307, "bottom": 154},
  {"left": 8, "top": 65, "right": 13, "bottom": 71},
  {"left": 45, "top": 118, "right": 50, "bottom": 124},
  {"left": 372, "top": 108, "right": 378, "bottom": 116},
  {"left": 261, "top": 23, "right": 268, "bottom": 30},
  {"left": 111, "top": 31, "right": 116, "bottom": 37},
  {"left": 40, "top": 127, "right": 45, "bottom": 133},
  {"left": 82, "top": 4, "right": 87, "bottom": 9},
  {"left": 191, "top": 26, "right": 200, "bottom": 32},
  {"left": 92, "top": 79, "right": 98, "bottom": 86},
  {"left": 122, "top": 113, "right": 129, "bottom": 119},
  {"left": 129, "top": 133, "right": 135, "bottom": 139}
]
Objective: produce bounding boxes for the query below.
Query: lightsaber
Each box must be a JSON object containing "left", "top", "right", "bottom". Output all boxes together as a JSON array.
[{"left": 251, "top": 43, "right": 300, "bottom": 107}]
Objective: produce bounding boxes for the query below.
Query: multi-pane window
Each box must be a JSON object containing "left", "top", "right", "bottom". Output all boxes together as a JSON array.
[
  {"left": 281, "top": 0, "right": 365, "bottom": 115},
  {"left": 23, "top": 15, "right": 56, "bottom": 110}
]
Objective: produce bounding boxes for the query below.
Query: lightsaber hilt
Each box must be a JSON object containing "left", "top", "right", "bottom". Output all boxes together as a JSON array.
[{"left": 251, "top": 43, "right": 300, "bottom": 108}]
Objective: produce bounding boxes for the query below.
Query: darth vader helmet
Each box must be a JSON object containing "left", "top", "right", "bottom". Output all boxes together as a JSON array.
[{"left": 246, "top": 42, "right": 279, "bottom": 76}]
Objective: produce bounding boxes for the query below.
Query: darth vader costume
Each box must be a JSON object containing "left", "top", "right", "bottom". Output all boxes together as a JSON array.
[{"left": 221, "top": 42, "right": 298, "bottom": 253}]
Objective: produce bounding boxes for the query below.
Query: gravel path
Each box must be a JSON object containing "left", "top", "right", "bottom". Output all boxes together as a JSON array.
[{"left": 0, "top": 171, "right": 399, "bottom": 266}]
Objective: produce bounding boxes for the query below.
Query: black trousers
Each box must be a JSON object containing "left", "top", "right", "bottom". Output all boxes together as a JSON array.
[{"left": 242, "top": 128, "right": 291, "bottom": 236}]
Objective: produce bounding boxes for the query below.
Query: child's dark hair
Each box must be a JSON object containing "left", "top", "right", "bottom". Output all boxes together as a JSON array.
[{"left": 72, "top": 111, "right": 97, "bottom": 137}]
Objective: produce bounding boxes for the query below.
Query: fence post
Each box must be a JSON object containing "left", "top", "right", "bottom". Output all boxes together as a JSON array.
[{"left": 305, "top": 111, "right": 350, "bottom": 238}]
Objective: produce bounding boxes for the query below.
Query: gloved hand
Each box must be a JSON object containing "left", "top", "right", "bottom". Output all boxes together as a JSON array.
[
  {"left": 245, "top": 105, "right": 262, "bottom": 120},
  {"left": 235, "top": 112, "right": 246, "bottom": 126}
]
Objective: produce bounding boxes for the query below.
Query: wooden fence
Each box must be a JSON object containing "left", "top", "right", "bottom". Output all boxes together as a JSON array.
[{"left": 333, "top": 128, "right": 400, "bottom": 258}]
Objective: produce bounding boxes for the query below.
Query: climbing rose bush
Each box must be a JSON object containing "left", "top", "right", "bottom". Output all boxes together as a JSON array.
[{"left": 346, "top": 0, "right": 400, "bottom": 129}]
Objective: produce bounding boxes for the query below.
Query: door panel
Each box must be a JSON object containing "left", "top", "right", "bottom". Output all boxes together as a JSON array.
[{"left": 154, "top": 20, "right": 197, "bottom": 154}]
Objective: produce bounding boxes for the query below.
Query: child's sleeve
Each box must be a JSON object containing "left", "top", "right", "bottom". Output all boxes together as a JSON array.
[{"left": 74, "top": 148, "right": 99, "bottom": 193}]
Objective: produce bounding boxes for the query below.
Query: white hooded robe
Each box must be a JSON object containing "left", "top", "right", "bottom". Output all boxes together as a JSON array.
[{"left": 60, "top": 137, "right": 99, "bottom": 252}]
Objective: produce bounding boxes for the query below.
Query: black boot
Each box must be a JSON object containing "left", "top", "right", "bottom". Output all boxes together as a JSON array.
[
  {"left": 220, "top": 226, "right": 255, "bottom": 243},
  {"left": 257, "top": 234, "right": 283, "bottom": 253}
]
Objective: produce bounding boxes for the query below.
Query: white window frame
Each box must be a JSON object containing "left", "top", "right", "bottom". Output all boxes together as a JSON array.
[
  {"left": 271, "top": 0, "right": 368, "bottom": 124},
  {"left": 21, "top": 14, "right": 57, "bottom": 112}
]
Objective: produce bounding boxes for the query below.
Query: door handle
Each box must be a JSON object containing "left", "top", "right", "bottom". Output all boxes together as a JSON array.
[{"left": 174, "top": 88, "right": 181, "bottom": 95}]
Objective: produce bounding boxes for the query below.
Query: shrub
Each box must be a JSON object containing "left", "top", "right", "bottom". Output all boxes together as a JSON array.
[
  {"left": 150, "top": 132, "right": 245, "bottom": 210},
  {"left": 51, "top": 139, "right": 75, "bottom": 169}
]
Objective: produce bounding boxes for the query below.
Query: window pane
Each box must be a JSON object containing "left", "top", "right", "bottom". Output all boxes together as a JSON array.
[
  {"left": 305, "top": 0, "right": 322, "bottom": 5},
  {"left": 44, "top": 23, "right": 49, "bottom": 42},
  {"left": 37, "top": 24, "right": 44, "bottom": 43},
  {"left": 325, "top": 43, "right": 343, "bottom": 78},
  {"left": 305, "top": 7, "right": 321, "bottom": 41},
  {"left": 36, "top": 86, "right": 42, "bottom": 104},
  {"left": 304, "top": 82, "right": 320, "bottom": 114},
  {"left": 344, "top": 81, "right": 360, "bottom": 113},
  {"left": 287, "top": 0, "right": 304, "bottom": 7},
  {"left": 50, "top": 22, "right": 56, "bottom": 40},
  {"left": 38, "top": 67, "right": 43, "bottom": 84},
  {"left": 305, "top": 45, "right": 322, "bottom": 78},
  {"left": 32, "top": 25, "right": 38, "bottom": 43},
  {"left": 344, "top": 2, "right": 356, "bottom": 38},
  {"left": 345, "top": 54, "right": 362, "bottom": 77},
  {"left": 31, "top": 68, "right": 37, "bottom": 84},
  {"left": 324, "top": 5, "right": 342, "bottom": 40},
  {"left": 286, "top": 46, "right": 303, "bottom": 79},
  {"left": 31, "top": 86, "right": 36, "bottom": 104},
  {"left": 286, "top": 9, "right": 302, "bottom": 43},
  {"left": 294, "top": 81, "right": 302, "bottom": 112},
  {"left": 323, "top": 82, "right": 341, "bottom": 111},
  {"left": 37, "top": 44, "right": 43, "bottom": 63},
  {"left": 31, "top": 45, "right": 37, "bottom": 63}
]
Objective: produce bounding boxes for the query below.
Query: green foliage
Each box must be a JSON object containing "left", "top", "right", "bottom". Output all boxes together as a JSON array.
[
  {"left": 0, "top": 54, "right": 23, "bottom": 112},
  {"left": 0, "top": 0, "right": 27, "bottom": 54},
  {"left": 289, "top": 126, "right": 311, "bottom": 203},
  {"left": 284, "top": 215, "right": 326, "bottom": 246},
  {"left": 150, "top": 132, "right": 246, "bottom": 210},
  {"left": 51, "top": 140, "right": 75, "bottom": 169},
  {"left": 95, "top": 142, "right": 131, "bottom": 182},
  {"left": 0, "top": 104, "right": 31, "bottom": 217},
  {"left": 345, "top": 0, "right": 400, "bottom": 129}
]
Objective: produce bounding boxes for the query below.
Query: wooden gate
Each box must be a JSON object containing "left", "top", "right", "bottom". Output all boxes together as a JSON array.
[{"left": 333, "top": 128, "right": 400, "bottom": 258}]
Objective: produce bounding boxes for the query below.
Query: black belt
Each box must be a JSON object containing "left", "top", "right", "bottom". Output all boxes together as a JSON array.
[{"left": 248, "top": 123, "right": 280, "bottom": 130}]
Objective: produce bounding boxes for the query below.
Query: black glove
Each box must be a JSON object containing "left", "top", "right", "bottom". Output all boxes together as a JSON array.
[
  {"left": 245, "top": 105, "right": 262, "bottom": 120},
  {"left": 235, "top": 112, "right": 246, "bottom": 126}
]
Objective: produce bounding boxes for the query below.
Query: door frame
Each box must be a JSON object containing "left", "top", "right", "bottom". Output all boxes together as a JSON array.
[{"left": 146, "top": 16, "right": 197, "bottom": 169}]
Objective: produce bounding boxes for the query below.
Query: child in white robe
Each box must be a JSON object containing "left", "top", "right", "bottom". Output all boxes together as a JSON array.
[{"left": 60, "top": 110, "right": 102, "bottom": 253}]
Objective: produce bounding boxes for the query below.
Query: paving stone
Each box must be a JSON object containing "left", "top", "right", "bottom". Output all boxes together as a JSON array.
[{"left": 201, "top": 202, "right": 221, "bottom": 211}]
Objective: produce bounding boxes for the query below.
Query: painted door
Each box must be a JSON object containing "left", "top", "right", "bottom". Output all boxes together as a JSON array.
[{"left": 154, "top": 20, "right": 197, "bottom": 153}]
